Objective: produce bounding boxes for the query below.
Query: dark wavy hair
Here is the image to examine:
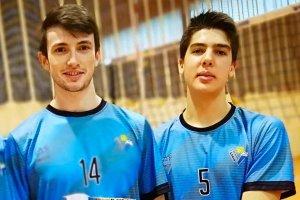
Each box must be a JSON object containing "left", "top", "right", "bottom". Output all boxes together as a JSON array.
[{"left": 179, "top": 10, "right": 239, "bottom": 62}]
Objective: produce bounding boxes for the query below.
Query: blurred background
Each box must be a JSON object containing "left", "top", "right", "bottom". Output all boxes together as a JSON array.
[{"left": 0, "top": 0, "right": 299, "bottom": 198}]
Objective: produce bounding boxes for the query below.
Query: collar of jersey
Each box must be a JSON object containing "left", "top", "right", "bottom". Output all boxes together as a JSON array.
[
  {"left": 179, "top": 102, "right": 236, "bottom": 132},
  {"left": 46, "top": 100, "right": 107, "bottom": 117}
]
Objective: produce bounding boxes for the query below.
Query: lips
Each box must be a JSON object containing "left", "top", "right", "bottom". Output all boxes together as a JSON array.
[
  {"left": 63, "top": 71, "right": 84, "bottom": 81},
  {"left": 196, "top": 71, "right": 215, "bottom": 81},
  {"left": 64, "top": 71, "right": 84, "bottom": 76}
]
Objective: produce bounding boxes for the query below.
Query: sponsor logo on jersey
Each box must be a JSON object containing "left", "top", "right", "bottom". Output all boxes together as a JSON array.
[
  {"left": 229, "top": 146, "right": 248, "bottom": 165},
  {"left": 36, "top": 146, "right": 50, "bottom": 163},
  {"left": 115, "top": 134, "right": 133, "bottom": 150},
  {"left": 162, "top": 154, "right": 172, "bottom": 174}
]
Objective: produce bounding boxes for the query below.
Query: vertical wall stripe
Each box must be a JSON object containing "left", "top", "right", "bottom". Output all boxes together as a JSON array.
[
  {"left": 206, "top": 0, "right": 212, "bottom": 9},
  {"left": 39, "top": 0, "right": 46, "bottom": 19},
  {"left": 0, "top": 3, "right": 13, "bottom": 101},
  {"left": 110, "top": 0, "right": 120, "bottom": 56},
  {"left": 59, "top": 0, "right": 64, "bottom": 6},
  {"left": 182, "top": 0, "right": 189, "bottom": 27},
  {"left": 110, "top": 0, "right": 125, "bottom": 99},
  {"left": 76, "top": 0, "right": 82, "bottom": 5},
  {"left": 238, "top": 27, "right": 250, "bottom": 95},
  {"left": 142, "top": 0, "right": 152, "bottom": 47},
  {"left": 94, "top": 0, "right": 109, "bottom": 99},
  {"left": 39, "top": 0, "right": 55, "bottom": 99},
  {"left": 17, "top": 0, "right": 36, "bottom": 100},
  {"left": 129, "top": 0, "right": 145, "bottom": 112},
  {"left": 162, "top": 49, "right": 172, "bottom": 98},
  {"left": 248, "top": 26, "right": 259, "bottom": 93}
]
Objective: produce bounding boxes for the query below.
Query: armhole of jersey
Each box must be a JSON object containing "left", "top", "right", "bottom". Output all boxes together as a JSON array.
[
  {"left": 243, "top": 181, "right": 296, "bottom": 199},
  {"left": 140, "top": 183, "right": 170, "bottom": 200}
]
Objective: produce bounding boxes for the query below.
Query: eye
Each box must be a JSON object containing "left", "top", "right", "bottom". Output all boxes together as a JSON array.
[
  {"left": 78, "top": 45, "right": 91, "bottom": 51},
  {"left": 192, "top": 48, "right": 205, "bottom": 54},
  {"left": 54, "top": 47, "right": 67, "bottom": 54},
  {"left": 215, "top": 50, "right": 227, "bottom": 56}
]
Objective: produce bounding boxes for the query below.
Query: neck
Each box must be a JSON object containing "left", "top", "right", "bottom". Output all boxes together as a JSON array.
[
  {"left": 184, "top": 88, "right": 231, "bottom": 128},
  {"left": 50, "top": 82, "right": 101, "bottom": 112}
]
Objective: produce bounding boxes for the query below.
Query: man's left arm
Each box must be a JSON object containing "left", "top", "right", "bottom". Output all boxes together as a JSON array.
[{"left": 243, "top": 117, "right": 295, "bottom": 199}]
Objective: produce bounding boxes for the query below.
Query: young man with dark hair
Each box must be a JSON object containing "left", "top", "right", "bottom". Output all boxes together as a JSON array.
[
  {"left": 3, "top": 4, "right": 168, "bottom": 200},
  {"left": 155, "top": 11, "right": 295, "bottom": 200}
]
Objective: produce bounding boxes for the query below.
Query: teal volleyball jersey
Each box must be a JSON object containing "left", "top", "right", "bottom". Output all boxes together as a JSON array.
[
  {"left": 0, "top": 136, "right": 8, "bottom": 199},
  {"left": 4, "top": 100, "right": 169, "bottom": 200},
  {"left": 155, "top": 104, "right": 295, "bottom": 199}
]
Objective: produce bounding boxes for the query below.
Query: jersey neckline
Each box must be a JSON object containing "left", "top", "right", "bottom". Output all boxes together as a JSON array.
[
  {"left": 179, "top": 102, "right": 236, "bottom": 132},
  {"left": 46, "top": 99, "right": 107, "bottom": 117}
]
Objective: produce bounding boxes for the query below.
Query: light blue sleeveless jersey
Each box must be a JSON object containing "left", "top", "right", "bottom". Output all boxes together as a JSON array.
[
  {"left": 155, "top": 104, "right": 295, "bottom": 199},
  {"left": 4, "top": 100, "right": 169, "bottom": 200}
]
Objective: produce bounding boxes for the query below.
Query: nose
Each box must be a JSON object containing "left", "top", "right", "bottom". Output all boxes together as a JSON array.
[
  {"left": 201, "top": 50, "right": 213, "bottom": 67},
  {"left": 67, "top": 51, "right": 79, "bottom": 67}
]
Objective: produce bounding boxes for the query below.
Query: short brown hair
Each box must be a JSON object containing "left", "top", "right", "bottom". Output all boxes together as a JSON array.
[{"left": 39, "top": 4, "right": 100, "bottom": 57}]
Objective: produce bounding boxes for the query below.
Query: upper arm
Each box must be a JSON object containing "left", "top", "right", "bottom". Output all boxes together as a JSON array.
[
  {"left": 242, "top": 191, "right": 281, "bottom": 200},
  {"left": 139, "top": 120, "right": 169, "bottom": 198},
  {"left": 244, "top": 118, "right": 295, "bottom": 196}
]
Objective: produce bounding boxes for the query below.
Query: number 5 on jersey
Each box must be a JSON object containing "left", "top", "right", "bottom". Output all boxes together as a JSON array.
[{"left": 198, "top": 168, "right": 210, "bottom": 196}]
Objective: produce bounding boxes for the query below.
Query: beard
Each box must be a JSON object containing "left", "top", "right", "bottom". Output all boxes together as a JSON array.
[{"left": 52, "top": 73, "right": 93, "bottom": 93}]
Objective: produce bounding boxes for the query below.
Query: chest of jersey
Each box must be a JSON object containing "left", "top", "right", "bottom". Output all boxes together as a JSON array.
[
  {"left": 28, "top": 117, "right": 141, "bottom": 197},
  {"left": 162, "top": 128, "right": 250, "bottom": 199}
]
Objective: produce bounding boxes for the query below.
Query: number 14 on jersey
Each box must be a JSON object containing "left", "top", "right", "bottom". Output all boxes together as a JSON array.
[{"left": 80, "top": 157, "right": 101, "bottom": 187}]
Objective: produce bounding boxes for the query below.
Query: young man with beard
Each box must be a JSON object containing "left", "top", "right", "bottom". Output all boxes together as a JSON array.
[{"left": 3, "top": 4, "right": 168, "bottom": 200}]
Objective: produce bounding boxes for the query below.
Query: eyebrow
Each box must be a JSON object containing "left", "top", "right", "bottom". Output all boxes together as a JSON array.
[
  {"left": 190, "top": 43, "right": 231, "bottom": 50},
  {"left": 51, "top": 42, "right": 67, "bottom": 47},
  {"left": 78, "top": 40, "right": 93, "bottom": 45},
  {"left": 51, "top": 40, "right": 93, "bottom": 47}
]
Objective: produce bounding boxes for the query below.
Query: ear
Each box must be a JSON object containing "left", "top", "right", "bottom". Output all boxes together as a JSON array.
[
  {"left": 94, "top": 49, "right": 101, "bottom": 66},
  {"left": 178, "top": 58, "right": 184, "bottom": 75},
  {"left": 228, "top": 61, "right": 237, "bottom": 79},
  {"left": 37, "top": 51, "right": 50, "bottom": 72}
]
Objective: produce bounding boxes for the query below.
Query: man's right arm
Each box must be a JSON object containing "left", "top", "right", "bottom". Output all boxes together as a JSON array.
[{"left": 4, "top": 135, "right": 30, "bottom": 200}]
